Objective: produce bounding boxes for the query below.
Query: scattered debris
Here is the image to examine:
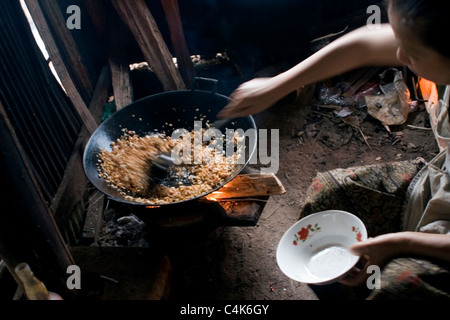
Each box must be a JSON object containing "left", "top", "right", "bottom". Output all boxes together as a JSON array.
[
  {"left": 407, "top": 143, "right": 420, "bottom": 152},
  {"left": 407, "top": 125, "right": 432, "bottom": 131},
  {"left": 334, "top": 106, "right": 353, "bottom": 118},
  {"left": 99, "top": 275, "right": 120, "bottom": 284},
  {"left": 366, "top": 68, "right": 411, "bottom": 126},
  {"left": 306, "top": 66, "right": 435, "bottom": 154}
]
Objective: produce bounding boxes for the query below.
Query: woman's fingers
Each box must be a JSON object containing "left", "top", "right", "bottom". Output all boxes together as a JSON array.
[
  {"left": 338, "top": 255, "right": 371, "bottom": 287},
  {"left": 218, "top": 77, "right": 276, "bottom": 118}
]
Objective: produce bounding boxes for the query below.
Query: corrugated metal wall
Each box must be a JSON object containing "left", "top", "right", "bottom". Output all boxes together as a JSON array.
[{"left": 0, "top": 0, "right": 82, "bottom": 205}]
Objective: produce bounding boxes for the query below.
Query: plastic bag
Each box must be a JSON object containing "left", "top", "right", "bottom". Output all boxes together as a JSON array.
[
  {"left": 316, "top": 82, "right": 351, "bottom": 106},
  {"left": 316, "top": 80, "right": 380, "bottom": 109},
  {"left": 365, "top": 68, "right": 411, "bottom": 126}
]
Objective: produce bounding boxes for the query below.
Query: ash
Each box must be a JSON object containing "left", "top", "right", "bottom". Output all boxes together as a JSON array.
[{"left": 97, "top": 207, "right": 149, "bottom": 248}]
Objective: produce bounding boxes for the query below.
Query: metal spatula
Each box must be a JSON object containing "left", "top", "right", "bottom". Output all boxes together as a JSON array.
[
  {"left": 212, "top": 118, "right": 231, "bottom": 130},
  {"left": 150, "top": 119, "right": 231, "bottom": 186},
  {"left": 151, "top": 153, "right": 174, "bottom": 180},
  {"left": 150, "top": 153, "right": 192, "bottom": 187}
]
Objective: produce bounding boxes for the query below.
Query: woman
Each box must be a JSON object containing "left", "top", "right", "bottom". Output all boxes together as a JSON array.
[{"left": 219, "top": 0, "right": 450, "bottom": 299}]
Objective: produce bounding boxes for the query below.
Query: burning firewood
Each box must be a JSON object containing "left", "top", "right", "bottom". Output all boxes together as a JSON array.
[{"left": 205, "top": 173, "right": 286, "bottom": 201}]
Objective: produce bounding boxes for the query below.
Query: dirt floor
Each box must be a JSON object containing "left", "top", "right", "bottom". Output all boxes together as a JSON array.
[
  {"left": 166, "top": 93, "right": 438, "bottom": 301},
  {"left": 97, "top": 57, "right": 440, "bottom": 301}
]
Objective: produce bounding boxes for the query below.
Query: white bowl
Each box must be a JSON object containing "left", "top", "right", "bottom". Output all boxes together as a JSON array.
[{"left": 276, "top": 210, "right": 367, "bottom": 285}]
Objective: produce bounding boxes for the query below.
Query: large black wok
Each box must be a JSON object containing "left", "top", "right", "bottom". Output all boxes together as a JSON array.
[{"left": 83, "top": 79, "right": 257, "bottom": 206}]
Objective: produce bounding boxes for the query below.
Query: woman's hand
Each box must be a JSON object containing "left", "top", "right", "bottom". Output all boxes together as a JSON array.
[
  {"left": 217, "top": 78, "right": 280, "bottom": 118},
  {"left": 339, "top": 231, "right": 450, "bottom": 287},
  {"left": 338, "top": 233, "right": 405, "bottom": 287}
]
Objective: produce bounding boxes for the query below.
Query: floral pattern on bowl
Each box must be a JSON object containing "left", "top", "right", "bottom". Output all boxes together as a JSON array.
[
  {"left": 293, "top": 224, "right": 363, "bottom": 246},
  {"left": 352, "top": 226, "right": 363, "bottom": 242},
  {"left": 293, "top": 223, "right": 321, "bottom": 245}
]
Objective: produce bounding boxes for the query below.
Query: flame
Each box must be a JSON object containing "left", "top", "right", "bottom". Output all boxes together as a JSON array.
[
  {"left": 205, "top": 191, "right": 224, "bottom": 202},
  {"left": 416, "top": 77, "right": 436, "bottom": 102},
  {"left": 145, "top": 205, "right": 161, "bottom": 209}
]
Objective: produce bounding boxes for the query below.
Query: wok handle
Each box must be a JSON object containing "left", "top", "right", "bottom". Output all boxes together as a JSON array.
[{"left": 191, "top": 77, "right": 218, "bottom": 94}]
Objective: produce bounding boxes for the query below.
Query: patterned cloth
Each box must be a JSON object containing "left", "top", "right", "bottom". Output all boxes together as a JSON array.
[
  {"left": 298, "top": 158, "right": 450, "bottom": 299},
  {"left": 367, "top": 257, "right": 450, "bottom": 300},
  {"left": 299, "top": 158, "right": 426, "bottom": 237}
]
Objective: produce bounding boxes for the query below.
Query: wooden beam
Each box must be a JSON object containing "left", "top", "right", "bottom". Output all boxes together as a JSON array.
[
  {"left": 51, "top": 65, "right": 111, "bottom": 234},
  {"left": 161, "top": 0, "right": 196, "bottom": 87},
  {"left": 23, "top": 0, "right": 98, "bottom": 135},
  {"left": 80, "top": 190, "right": 105, "bottom": 244},
  {"left": 36, "top": 0, "right": 94, "bottom": 99},
  {"left": 87, "top": 65, "right": 113, "bottom": 123},
  {"left": 108, "top": 15, "right": 133, "bottom": 110},
  {"left": 83, "top": 0, "right": 108, "bottom": 37},
  {"left": 111, "top": 0, "right": 186, "bottom": 91}
]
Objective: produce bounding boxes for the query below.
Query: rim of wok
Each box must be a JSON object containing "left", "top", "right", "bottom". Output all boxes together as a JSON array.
[{"left": 83, "top": 89, "right": 258, "bottom": 206}]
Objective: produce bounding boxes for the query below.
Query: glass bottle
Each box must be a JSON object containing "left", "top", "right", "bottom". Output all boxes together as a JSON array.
[{"left": 14, "top": 262, "right": 63, "bottom": 300}]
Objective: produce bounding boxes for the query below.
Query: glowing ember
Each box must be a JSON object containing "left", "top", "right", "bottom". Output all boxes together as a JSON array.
[{"left": 205, "top": 191, "right": 226, "bottom": 202}]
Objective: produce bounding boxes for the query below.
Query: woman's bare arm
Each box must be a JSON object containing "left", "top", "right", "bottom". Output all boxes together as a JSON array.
[
  {"left": 218, "top": 24, "right": 401, "bottom": 118},
  {"left": 352, "top": 231, "right": 450, "bottom": 264}
]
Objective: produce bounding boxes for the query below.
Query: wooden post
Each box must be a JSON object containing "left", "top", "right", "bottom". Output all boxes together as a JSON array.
[
  {"left": 83, "top": 0, "right": 108, "bottom": 37},
  {"left": 108, "top": 15, "right": 133, "bottom": 110},
  {"left": 161, "top": 0, "right": 196, "bottom": 88},
  {"left": 111, "top": 0, "right": 186, "bottom": 91}
]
